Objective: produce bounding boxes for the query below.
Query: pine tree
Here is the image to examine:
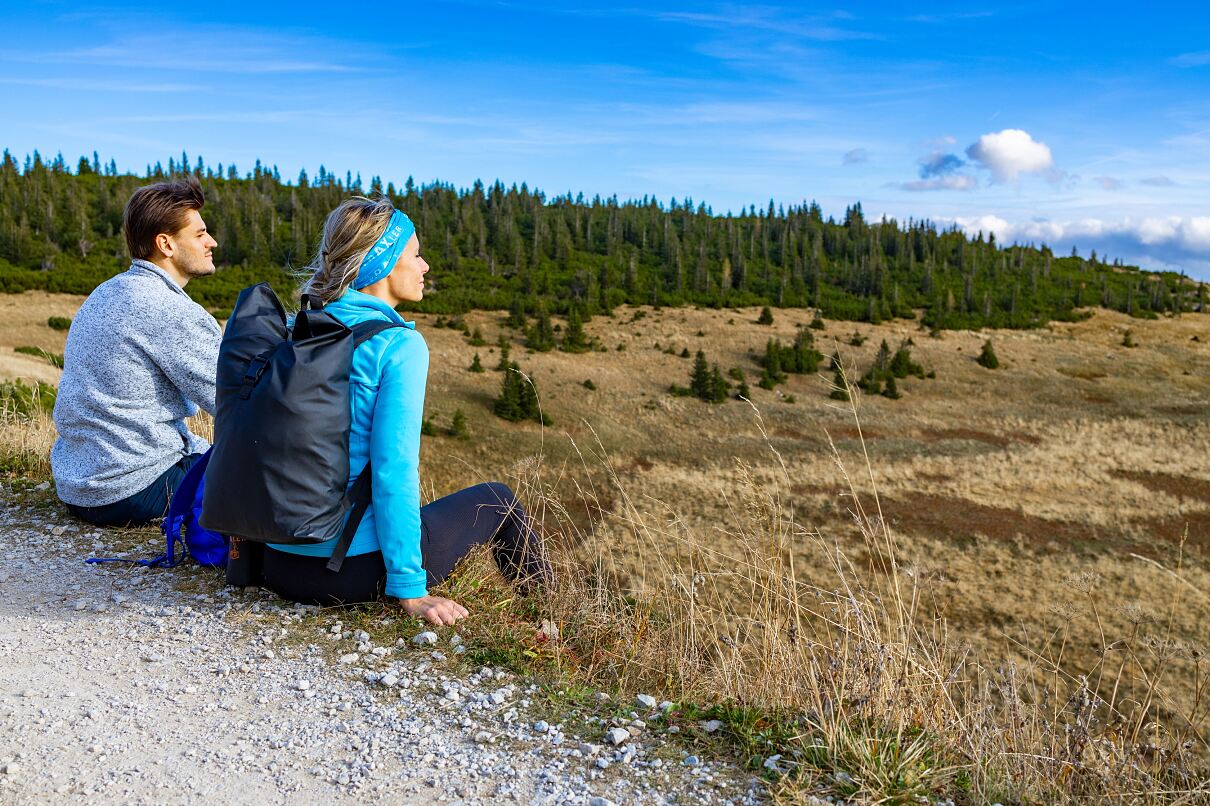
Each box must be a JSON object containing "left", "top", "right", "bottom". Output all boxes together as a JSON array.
[
  {"left": 468, "top": 353, "right": 484, "bottom": 372},
  {"left": 977, "top": 339, "right": 1000, "bottom": 369},
  {"left": 493, "top": 363, "right": 551, "bottom": 424},
  {"left": 735, "top": 379, "right": 751, "bottom": 400},
  {"left": 526, "top": 308, "right": 555, "bottom": 351},
  {"left": 506, "top": 298, "right": 527, "bottom": 330},
  {"left": 881, "top": 375, "right": 902, "bottom": 399},
  {"left": 560, "top": 306, "right": 591, "bottom": 352},
  {"left": 468, "top": 326, "right": 486, "bottom": 346},
  {"left": 829, "top": 367, "right": 850, "bottom": 401},
  {"left": 757, "top": 306, "right": 774, "bottom": 325},
  {"left": 495, "top": 336, "right": 511, "bottom": 370},
  {"left": 809, "top": 310, "right": 825, "bottom": 330},
  {"left": 447, "top": 408, "right": 469, "bottom": 438},
  {"left": 689, "top": 351, "right": 712, "bottom": 398}
]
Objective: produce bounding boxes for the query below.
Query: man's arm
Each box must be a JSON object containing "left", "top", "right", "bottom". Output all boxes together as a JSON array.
[{"left": 145, "top": 304, "right": 222, "bottom": 416}]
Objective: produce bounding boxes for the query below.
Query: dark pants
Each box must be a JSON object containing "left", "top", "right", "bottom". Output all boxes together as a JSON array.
[
  {"left": 66, "top": 453, "right": 205, "bottom": 527},
  {"left": 262, "top": 482, "right": 552, "bottom": 605}
]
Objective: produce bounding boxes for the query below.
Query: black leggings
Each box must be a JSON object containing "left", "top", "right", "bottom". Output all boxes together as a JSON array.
[{"left": 262, "top": 482, "right": 551, "bottom": 605}]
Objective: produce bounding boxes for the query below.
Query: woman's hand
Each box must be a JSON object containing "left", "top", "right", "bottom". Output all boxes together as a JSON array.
[{"left": 396, "top": 595, "right": 469, "bottom": 626}]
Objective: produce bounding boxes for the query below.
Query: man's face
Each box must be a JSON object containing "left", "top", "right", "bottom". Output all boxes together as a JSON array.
[{"left": 164, "top": 209, "right": 218, "bottom": 278}]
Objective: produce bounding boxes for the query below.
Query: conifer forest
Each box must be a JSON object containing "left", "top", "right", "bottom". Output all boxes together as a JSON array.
[{"left": 1, "top": 149, "right": 1205, "bottom": 326}]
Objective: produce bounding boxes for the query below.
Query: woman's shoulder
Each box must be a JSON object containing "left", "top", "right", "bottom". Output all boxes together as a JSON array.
[{"left": 374, "top": 324, "right": 428, "bottom": 371}]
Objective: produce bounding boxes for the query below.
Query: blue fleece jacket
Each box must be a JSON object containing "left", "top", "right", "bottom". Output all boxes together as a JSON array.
[{"left": 269, "top": 289, "right": 430, "bottom": 599}]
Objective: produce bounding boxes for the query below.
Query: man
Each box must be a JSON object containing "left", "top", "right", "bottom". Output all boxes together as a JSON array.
[{"left": 52, "top": 176, "right": 222, "bottom": 526}]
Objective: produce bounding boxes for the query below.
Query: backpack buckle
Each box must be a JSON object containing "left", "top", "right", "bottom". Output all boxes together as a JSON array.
[{"left": 239, "top": 354, "right": 270, "bottom": 399}]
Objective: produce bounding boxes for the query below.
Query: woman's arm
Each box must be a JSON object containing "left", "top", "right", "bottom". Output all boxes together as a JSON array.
[{"left": 369, "top": 329, "right": 430, "bottom": 600}]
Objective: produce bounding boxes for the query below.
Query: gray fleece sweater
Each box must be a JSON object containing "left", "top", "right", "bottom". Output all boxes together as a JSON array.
[{"left": 51, "top": 260, "right": 221, "bottom": 507}]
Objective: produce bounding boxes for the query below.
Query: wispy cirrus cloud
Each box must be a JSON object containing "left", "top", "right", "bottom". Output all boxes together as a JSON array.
[
  {"left": 0, "top": 77, "right": 205, "bottom": 92},
  {"left": 842, "top": 147, "right": 869, "bottom": 165},
  {"left": 1169, "top": 51, "right": 1210, "bottom": 68}
]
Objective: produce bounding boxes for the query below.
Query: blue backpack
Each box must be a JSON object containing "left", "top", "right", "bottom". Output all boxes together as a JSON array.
[{"left": 86, "top": 449, "right": 227, "bottom": 569}]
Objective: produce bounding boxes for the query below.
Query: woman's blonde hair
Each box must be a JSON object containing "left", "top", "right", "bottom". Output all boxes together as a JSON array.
[{"left": 299, "top": 195, "right": 397, "bottom": 304}]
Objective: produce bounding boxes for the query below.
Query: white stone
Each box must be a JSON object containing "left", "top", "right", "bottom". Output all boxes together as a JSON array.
[
  {"left": 532, "top": 720, "right": 549, "bottom": 733},
  {"left": 636, "top": 694, "right": 657, "bottom": 709},
  {"left": 380, "top": 674, "right": 399, "bottom": 688},
  {"left": 701, "top": 719, "right": 723, "bottom": 733},
  {"left": 339, "top": 653, "right": 359, "bottom": 664},
  {"left": 412, "top": 631, "right": 438, "bottom": 646},
  {"left": 295, "top": 679, "right": 311, "bottom": 691},
  {"left": 449, "top": 634, "right": 463, "bottom": 646},
  {"left": 604, "top": 727, "right": 630, "bottom": 746},
  {"left": 473, "top": 731, "right": 492, "bottom": 744}
]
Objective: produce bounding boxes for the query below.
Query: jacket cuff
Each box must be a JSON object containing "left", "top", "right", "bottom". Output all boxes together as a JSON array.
[{"left": 385, "top": 571, "right": 428, "bottom": 600}]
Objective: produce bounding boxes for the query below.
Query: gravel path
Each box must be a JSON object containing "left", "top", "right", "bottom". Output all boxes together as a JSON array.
[{"left": 0, "top": 485, "right": 762, "bottom": 805}]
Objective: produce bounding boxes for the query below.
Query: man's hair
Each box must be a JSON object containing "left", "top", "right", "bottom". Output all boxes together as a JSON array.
[{"left": 123, "top": 176, "right": 206, "bottom": 260}]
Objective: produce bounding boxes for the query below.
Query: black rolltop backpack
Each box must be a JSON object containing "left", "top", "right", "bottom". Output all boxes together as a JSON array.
[{"left": 199, "top": 283, "right": 403, "bottom": 573}]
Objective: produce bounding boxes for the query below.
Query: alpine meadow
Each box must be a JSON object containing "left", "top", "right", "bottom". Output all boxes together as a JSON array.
[{"left": 2, "top": 154, "right": 1209, "bottom": 804}]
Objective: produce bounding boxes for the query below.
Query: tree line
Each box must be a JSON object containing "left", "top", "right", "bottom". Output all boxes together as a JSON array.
[{"left": 1, "top": 149, "right": 1205, "bottom": 326}]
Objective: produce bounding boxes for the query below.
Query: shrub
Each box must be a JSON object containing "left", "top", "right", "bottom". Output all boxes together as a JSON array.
[
  {"left": 757, "top": 306, "right": 774, "bottom": 325},
  {"left": 809, "top": 310, "right": 825, "bottom": 330},
  {"left": 0, "top": 379, "right": 56, "bottom": 418},
  {"left": 420, "top": 417, "right": 438, "bottom": 436},
  {"left": 468, "top": 326, "right": 487, "bottom": 346},
  {"left": 468, "top": 353, "right": 484, "bottom": 373},
  {"left": 977, "top": 339, "right": 1000, "bottom": 369},
  {"left": 727, "top": 367, "right": 745, "bottom": 382},
  {"left": 14, "top": 346, "right": 64, "bottom": 368},
  {"left": 582, "top": 379, "right": 597, "bottom": 391},
  {"left": 1122, "top": 329, "right": 1137, "bottom": 348},
  {"left": 848, "top": 331, "right": 867, "bottom": 347},
  {"left": 47, "top": 316, "right": 72, "bottom": 331}
]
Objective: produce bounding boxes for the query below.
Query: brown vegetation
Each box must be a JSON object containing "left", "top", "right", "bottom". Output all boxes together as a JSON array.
[{"left": 2, "top": 290, "right": 1208, "bottom": 801}]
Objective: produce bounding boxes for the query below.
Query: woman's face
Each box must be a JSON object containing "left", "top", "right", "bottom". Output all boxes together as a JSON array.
[{"left": 378, "top": 234, "right": 429, "bottom": 305}]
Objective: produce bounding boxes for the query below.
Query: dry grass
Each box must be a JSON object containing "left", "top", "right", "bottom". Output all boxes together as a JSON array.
[{"left": 2, "top": 292, "right": 1208, "bottom": 801}]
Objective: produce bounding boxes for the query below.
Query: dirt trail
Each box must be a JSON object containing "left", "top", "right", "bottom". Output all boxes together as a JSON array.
[{"left": 0, "top": 486, "right": 758, "bottom": 805}]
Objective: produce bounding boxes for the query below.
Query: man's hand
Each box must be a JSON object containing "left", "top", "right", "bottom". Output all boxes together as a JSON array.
[{"left": 396, "top": 595, "right": 469, "bottom": 626}]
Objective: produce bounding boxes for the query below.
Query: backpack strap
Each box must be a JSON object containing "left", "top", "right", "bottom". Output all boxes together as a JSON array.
[
  {"left": 351, "top": 320, "right": 406, "bottom": 348},
  {"left": 325, "top": 320, "right": 407, "bottom": 573},
  {"left": 326, "top": 460, "right": 373, "bottom": 573}
]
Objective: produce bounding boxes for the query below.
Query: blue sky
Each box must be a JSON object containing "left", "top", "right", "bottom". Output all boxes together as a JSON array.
[{"left": 2, "top": 1, "right": 1209, "bottom": 278}]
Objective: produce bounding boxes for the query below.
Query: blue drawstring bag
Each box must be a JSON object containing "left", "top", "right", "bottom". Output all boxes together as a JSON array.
[{"left": 87, "top": 449, "right": 228, "bottom": 568}]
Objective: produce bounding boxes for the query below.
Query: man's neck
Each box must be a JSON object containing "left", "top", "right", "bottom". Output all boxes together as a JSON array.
[{"left": 147, "top": 257, "right": 190, "bottom": 289}]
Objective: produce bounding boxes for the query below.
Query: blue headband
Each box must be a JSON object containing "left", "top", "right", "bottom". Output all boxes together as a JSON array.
[{"left": 352, "top": 210, "right": 415, "bottom": 290}]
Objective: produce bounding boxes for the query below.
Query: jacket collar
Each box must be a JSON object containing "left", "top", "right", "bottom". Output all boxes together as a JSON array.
[
  {"left": 128, "top": 259, "right": 189, "bottom": 296},
  {"left": 329, "top": 288, "right": 415, "bottom": 328}
]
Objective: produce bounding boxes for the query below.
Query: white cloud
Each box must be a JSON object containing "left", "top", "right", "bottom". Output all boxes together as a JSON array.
[
  {"left": 965, "top": 128, "right": 1054, "bottom": 182},
  {"left": 948, "top": 215, "right": 1210, "bottom": 277},
  {"left": 1140, "top": 175, "right": 1176, "bottom": 187},
  {"left": 1092, "top": 176, "right": 1124, "bottom": 191}
]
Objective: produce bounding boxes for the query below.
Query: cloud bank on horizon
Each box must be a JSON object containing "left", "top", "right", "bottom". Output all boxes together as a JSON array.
[{"left": 0, "top": 1, "right": 1208, "bottom": 280}]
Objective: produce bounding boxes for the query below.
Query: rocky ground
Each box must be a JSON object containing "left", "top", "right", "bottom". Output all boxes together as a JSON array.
[{"left": 0, "top": 482, "right": 763, "bottom": 805}]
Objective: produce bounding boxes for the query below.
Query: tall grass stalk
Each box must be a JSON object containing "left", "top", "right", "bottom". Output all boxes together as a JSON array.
[{"left": 468, "top": 369, "right": 1210, "bottom": 803}]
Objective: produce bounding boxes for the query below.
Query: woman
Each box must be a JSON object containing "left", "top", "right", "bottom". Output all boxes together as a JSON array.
[{"left": 261, "top": 196, "right": 551, "bottom": 625}]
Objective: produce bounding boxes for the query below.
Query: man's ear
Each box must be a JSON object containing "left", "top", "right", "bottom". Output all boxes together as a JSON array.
[{"left": 154, "top": 232, "right": 174, "bottom": 259}]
